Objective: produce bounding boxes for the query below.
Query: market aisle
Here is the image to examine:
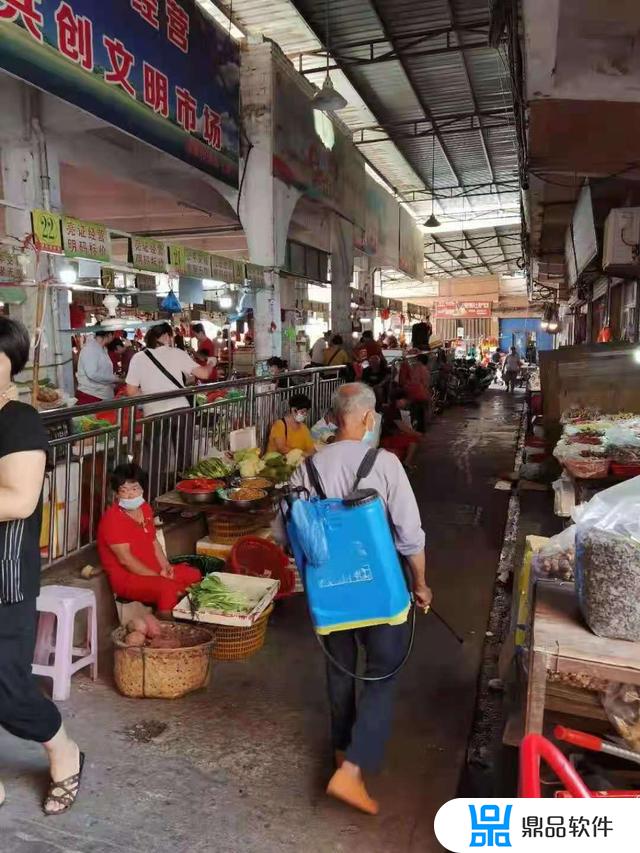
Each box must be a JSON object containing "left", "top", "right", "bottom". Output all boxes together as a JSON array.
[{"left": 0, "top": 390, "right": 523, "bottom": 853}]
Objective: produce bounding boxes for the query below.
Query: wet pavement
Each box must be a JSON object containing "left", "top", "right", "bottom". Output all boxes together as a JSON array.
[{"left": 0, "top": 390, "right": 523, "bottom": 853}]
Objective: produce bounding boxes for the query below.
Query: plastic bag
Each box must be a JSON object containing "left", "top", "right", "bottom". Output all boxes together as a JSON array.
[
  {"left": 553, "top": 474, "right": 575, "bottom": 518},
  {"left": 290, "top": 499, "right": 330, "bottom": 565},
  {"left": 605, "top": 426, "right": 640, "bottom": 463},
  {"left": 532, "top": 526, "right": 575, "bottom": 581},
  {"left": 575, "top": 477, "right": 640, "bottom": 640},
  {"left": 602, "top": 683, "right": 640, "bottom": 752}
]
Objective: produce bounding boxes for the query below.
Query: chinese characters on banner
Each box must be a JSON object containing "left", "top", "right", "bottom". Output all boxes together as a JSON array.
[
  {"left": 0, "top": 249, "right": 24, "bottom": 282},
  {"left": 62, "top": 216, "right": 111, "bottom": 262},
  {"left": 0, "top": 0, "right": 240, "bottom": 186},
  {"left": 183, "top": 248, "right": 211, "bottom": 278},
  {"left": 130, "top": 236, "right": 167, "bottom": 273},
  {"left": 434, "top": 301, "right": 492, "bottom": 319}
]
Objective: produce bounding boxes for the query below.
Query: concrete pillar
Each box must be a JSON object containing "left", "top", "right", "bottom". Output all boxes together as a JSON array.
[
  {"left": 0, "top": 81, "right": 73, "bottom": 393},
  {"left": 239, "top": 42, "right": 301, "bottom": 362},
  {"left": 330, "top": 215, "right": 354, "bottom": 343}
]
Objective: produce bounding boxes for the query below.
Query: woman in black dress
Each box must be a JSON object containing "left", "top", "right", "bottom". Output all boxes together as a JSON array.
[{"left": 0, "top": 318, "right": 84, "bottom": 815}]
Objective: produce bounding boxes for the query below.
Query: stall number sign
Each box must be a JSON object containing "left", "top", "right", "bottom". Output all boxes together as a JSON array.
[
  {"left": 168, "top": 244, "right": 187, "bottom": 274},
  {"left": 62, "top": 217, "right": 111, "bottom": 262},
  {"left": 31, "top": 210, "right": 64, "bottom": 254},
  {"left": 130, "top": 236, "right": 166, "bottom": 273}
]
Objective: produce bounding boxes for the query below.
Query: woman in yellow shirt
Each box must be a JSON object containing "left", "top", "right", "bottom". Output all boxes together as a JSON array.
[
  {"left": 322, "top": 334, "right": 350, "bottom": 367},
  {"left": 267, "top": 393, "right": 316, "bottom": 456}
]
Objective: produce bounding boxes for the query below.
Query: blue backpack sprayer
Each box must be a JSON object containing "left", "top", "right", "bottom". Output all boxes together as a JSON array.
[{"left": 285, "top": 449, "right": 417, "bottom": 681}]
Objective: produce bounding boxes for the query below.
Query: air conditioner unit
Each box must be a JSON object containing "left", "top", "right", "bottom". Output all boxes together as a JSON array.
[{"left": 603, "top": 207, "right": 640, "bottom": 272}]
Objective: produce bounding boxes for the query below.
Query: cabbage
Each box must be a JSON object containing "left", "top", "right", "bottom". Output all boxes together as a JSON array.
[{"left": 286, "top": 448, "right": 304, "bottom": 467}]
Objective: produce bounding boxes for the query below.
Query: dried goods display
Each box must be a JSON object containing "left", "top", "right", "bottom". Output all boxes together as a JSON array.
[
  {"left": 533, "top": 527, "right": 576, "bottom": 581},
  {"left": 575, "top": 528, "right": 640, "bottom": 641},
  {"left": 561, "top": 406, "right": 603, "bottom": 424},
  {"left": 547, "top": 671, "right": 608, "bottom": 693}
]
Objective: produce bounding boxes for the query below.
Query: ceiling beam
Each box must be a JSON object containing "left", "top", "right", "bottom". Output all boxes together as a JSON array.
[
  {"left": 427, "top": 233, "right": 478, "bottom": 275},
  {"left": 367, "top": 0, "right": 466, "bottom": 189},
  {"left": 298, "top": 24, "right": 492, "bottom": 74},
  {"left": 354, "top": 111, "right": 515, "bottom": 145},
  {"left": 463, "top": 230, "right": 497, "bottom": 274},
  {"left": 403, "top": 180, "right": 519, "bottom": 202},
  {"left": 444, "top": 0, "right": 505, "bottom": 219}
]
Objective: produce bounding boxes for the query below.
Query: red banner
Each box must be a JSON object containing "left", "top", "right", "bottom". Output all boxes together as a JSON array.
[{"left": 434, "top": 301, "right": 492, "bottom": 319}]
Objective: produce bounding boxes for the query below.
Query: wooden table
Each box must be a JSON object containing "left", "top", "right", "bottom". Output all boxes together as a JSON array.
[
  {"left": 526, "top": 581, "right": 640, "bottom": 734},
  {"left": 564, "top": 470, "right": 631, "bottom": 506}
]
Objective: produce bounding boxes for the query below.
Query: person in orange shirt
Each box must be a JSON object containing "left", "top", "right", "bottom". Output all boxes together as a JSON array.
[{"left": 267, "top": 393, "right": 316, "bottom": 456}]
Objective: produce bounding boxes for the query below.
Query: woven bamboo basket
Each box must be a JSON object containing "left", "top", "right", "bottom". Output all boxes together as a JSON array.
[
  {"left": 207, "top": 513, "right": 268, "bottom": 545},
  {"left": 112, "top": 623, "right": 215, "bottom": 699},
  {"left": 211, "top": 605, "right": 273, "bottom": 661}
]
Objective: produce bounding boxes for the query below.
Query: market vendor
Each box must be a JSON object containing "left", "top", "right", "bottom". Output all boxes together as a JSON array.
[
  {"left": 76, "top": 329, "right": 121, "bottom": 404},
  {"left": 97, "top": 463, "right": 201, "bottom": 618},
  {"left": 267, "top": 393, "right": 316, "bottom": 457}
]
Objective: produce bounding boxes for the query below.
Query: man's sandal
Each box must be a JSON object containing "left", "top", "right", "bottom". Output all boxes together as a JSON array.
[{"left": 43, "top": 752, "right": 85, "bottom": 816}]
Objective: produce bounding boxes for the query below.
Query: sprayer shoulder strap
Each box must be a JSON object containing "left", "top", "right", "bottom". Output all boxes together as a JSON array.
[
  {"left": 353, "top": 448, "right": 379, "bottom": 490},
  {"left": 305, "top": 447, "right": 378, "bottom": 500},
  {"left": 305, "top": 456, "right": 326, "bottom": 500}
]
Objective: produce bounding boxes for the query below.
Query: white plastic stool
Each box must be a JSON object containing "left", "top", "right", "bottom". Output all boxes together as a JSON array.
[{"left": 33, "top": 585, "right": 98, "bottom": 701}]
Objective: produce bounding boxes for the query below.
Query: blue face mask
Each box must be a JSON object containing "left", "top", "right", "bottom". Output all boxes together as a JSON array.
[
  {"left": 362, "top": 415, "right": 376, "bottom": 444},
  {"left": 119, "top": 496, "right": 145, "bottom": 511}
]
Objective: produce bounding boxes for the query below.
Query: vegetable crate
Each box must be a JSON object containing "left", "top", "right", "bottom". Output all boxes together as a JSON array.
[{"left": 172, "top": 572, "right": 279, "bottom": 628}]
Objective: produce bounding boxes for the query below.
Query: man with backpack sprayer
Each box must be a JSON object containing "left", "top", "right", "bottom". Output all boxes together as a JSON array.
[{"left": 282, "top": 383, "right": 431, "bottom": 816}]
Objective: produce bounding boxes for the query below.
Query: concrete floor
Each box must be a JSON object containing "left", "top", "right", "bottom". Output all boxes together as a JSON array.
[{"left": 0, "top": 390, "right": 523, "bottom": 853}]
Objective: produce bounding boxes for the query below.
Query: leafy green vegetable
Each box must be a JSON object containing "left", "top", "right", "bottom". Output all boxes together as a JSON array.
[
  {"left": 188, "top": 574, "right": 252, "bottom": 613},
  {"left": 184, "top": 457, "right": 232, "bottom": 479}
]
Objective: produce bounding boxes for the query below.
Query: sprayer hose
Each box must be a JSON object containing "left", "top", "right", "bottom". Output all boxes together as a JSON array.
[{"left": 315, "top": 605, "right": 417, "bottom": 683}]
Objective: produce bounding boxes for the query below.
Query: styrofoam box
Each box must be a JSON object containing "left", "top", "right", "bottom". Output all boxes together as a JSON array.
[{"left": 173, "top": 572, "right": 279, "bottom": 627}]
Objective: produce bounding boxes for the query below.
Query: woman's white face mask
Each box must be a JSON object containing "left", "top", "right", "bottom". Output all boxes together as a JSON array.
[{"left": 293, "top": 410, "right": 308, "bottom": 424}]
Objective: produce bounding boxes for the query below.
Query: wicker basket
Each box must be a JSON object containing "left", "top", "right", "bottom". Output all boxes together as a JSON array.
[
  {"left": 207, "top": 513, "right": 269, "bottom": 545},
  {"left": 211, "top": 606, "right": 273, "bottom": 661},
  {"left": 112, "top": 623, "right": 215, "bottom": 699}
]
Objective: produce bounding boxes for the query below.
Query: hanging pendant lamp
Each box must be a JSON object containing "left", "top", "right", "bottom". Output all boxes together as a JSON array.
[
  {"left": 313, "top": 0, "right": 348, "bottom": 111},
  {"left": 424, "top": 131, "right": 441, "bottom": 228}
]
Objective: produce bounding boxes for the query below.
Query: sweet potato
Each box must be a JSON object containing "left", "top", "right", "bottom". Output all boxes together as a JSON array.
[
  {"left": 124, "top": 631, "right": 146, "bottom": 647},
  {"left": 126, "top": 618, "right": 148, "bottom": 635},
  {"left": 147, "top": 636, "right": 177, "bottom": 649},
  {"left": 143, "top": 614, "right": 163, "bottom": 639}
]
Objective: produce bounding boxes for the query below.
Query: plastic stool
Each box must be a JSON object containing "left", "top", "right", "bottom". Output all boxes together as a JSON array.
[{"left": 33, "top": 585, "right": 98, "bottom": 701}]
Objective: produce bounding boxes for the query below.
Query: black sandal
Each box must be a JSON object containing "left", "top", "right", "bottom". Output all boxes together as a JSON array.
[{"left": 43, "top": 752, "right": 85, "bottom": 816}]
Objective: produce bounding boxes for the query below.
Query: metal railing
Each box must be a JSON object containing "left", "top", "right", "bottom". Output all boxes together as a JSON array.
[{"left": 39, "top": 366, "right": 345, "bottom": 568}]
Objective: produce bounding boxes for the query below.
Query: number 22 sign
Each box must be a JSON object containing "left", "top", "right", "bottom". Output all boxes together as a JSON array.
[{"left": 31, "top": 210, "right": 64, "bottom": 254}]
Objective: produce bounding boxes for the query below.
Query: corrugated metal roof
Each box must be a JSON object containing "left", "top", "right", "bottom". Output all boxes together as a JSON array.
[{"left": 228, "top": 0, "right": 522, "bottom": 277}]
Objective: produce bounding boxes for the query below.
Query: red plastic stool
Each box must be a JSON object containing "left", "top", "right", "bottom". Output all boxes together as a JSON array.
[{"left": 230, "top": 536, "right": 296, "bottom": 598}]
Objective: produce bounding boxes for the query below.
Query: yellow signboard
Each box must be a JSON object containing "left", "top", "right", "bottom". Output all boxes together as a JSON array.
[
  {"left": 168, "top": 244, "right": 187, "bottom": 274},
  {"left": 31, "top": 209, "right": 64, "bottom": 254}
]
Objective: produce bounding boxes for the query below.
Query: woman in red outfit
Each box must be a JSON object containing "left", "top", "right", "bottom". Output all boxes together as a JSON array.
[{"left": 97, "top": 463, "right": 200, "bottom": 617}]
